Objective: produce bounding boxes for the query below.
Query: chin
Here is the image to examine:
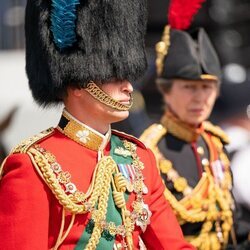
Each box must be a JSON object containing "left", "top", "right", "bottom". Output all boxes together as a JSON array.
[
  {"left": 194, "top": 119, "right": 205, "bottom": 126},
  {"left": 109, "top": 111, "right": 130, "bottom": 123},
  {"left": 186, "top": 116, "right": 204, "bottom": 127}
]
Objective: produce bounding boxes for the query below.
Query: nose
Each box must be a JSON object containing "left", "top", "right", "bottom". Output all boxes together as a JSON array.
[
  {"left": 193, "top": 88, "right": 207, "bottom": 102},
  {"left": 121, "top": 81, "right": 133, "bottom": 94}
]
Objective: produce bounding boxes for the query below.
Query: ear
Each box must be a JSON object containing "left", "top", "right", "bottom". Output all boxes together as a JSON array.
[
  {"left": 67, "top": 87, "right": 83, "bottom": 97},
  {"left": 73, "top": 88, "right": 83, "bottom": 97}
]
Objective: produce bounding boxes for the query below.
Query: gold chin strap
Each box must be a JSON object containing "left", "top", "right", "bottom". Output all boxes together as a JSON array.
[{"left": 85, "top": 81, "right": 133, "bottom": 111}]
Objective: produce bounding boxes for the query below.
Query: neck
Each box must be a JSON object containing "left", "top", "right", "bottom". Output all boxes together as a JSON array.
[
  {"left": 161, "top": 110, "right": 204, "bottom": 142},
  {"left": 64, "top": 105, "right": 109, "bottom": 135},
  {"left": 166, "top": 106, "right": 200, "bottom": 128}
]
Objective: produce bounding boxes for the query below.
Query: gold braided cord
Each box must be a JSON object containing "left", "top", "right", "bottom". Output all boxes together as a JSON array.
[
  {"left": 29, "top": 145, "right": 118, "bottom": 249},
  {"left": 111, "top": 172, "right": 133, "bottom": 250},
  {"left": 114, "top": 173, "right": 127, "bottom": 193},
  {"left": 86, "top": 159, "right": 115, "bottom": 250},
  {"left": 155, "top": 25, "right": 171, "bottom": 76},
  {"left": 85, "top": 81, "right": 133, "bottom": 111},
  {"left": 28, "top": 147, "right": 113, "bottom": 214},
  {"left": 27, "top": 138, "right": 148, "bottom": 249},
  {"left": 30, "top": 151, "right": 78, "bottom": 250},
  {"left": 140, "top": 122, "right": 233, "bottom": 249},
  {"left": 57, "top": 213, "right": 76, "bottom": 250},
  {"left": 163, "top": 187, "right": 207, "bottom": 223},
  {"left": 53, "top": 208, "right": 66, "bottom": 250},
  {"left": 52, "top": 210, "right": 76, "bottom": 250}
]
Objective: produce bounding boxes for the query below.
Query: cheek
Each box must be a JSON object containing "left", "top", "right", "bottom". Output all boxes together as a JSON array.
[
  {"left": 101, "top": 83, "right": 119, "bottom": 98},
  {"left": 207, "top": 92, "right": 217, "bottom": 106},
  {"left": 101, "top": 87, "right": 112, "bottom": 96},
  {"left": 166, "top": 93, "right": 190, "bottom": 109}
]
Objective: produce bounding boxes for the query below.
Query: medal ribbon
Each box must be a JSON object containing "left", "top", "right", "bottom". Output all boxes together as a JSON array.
[{"left": 75, "top": 135, "right": 132, "bottom": 249}]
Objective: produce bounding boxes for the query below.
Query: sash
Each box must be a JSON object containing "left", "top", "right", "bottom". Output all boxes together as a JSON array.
[{"left": 75, "top": 135, "right": 131, "bottom": 249}]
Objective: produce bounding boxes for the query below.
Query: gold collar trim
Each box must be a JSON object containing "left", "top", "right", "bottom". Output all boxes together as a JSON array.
[
  {"left": 57, "top": 110, "right": 111, "bottom": 151},
  {"left": 160, "top": 111, "right": 204, "bottom": 142}
]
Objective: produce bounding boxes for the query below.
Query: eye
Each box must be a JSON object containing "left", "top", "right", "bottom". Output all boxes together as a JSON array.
[
  {"left": 183, "top": 84, "right": 195, "bottom": 90},
  {"left": 202, "top": 84, "right": 214, "bottom": 89}
]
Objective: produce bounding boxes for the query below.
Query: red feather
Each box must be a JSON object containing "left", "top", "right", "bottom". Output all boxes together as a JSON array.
[{"left": 168, "top": 0, "right": 206, "bottom": 30}]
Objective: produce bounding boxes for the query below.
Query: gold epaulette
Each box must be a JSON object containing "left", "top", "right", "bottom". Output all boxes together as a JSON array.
[
  {"left": 139, "top": 124, "right": 167, "bottom": 148},
  {"left": 10, "top": 128, "right": 55, "bottom": 154},
  {"left": 203, "top": 121, "right": 230, "bottom": 145}
]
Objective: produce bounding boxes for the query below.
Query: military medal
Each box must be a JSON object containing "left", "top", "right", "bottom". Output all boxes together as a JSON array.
[
  {"left": 118, "top": 164, "right": 130, "bottom": 180},
  {"left": 65, "top": 182, "right": 77, "bottom": 193},
  {"left": 126, "top": 164, "right": 136, "bottom": 181},
  {"left": 136, "top": 203, "right": 152, "bottom": 232},
  {"left": 114, "top": 147, "right": 132, "bottom": 157},
  {"left": 142, "top": 184, "right": 148, "bottom": 194},
  {"left": 118, "top": 163, "right": 135, "bottom": 193},
  {"left": 126, "top": 180, "right": 134, "bottom": 193},
  {"left": 211, "top": 160, "right": 225, "bottom": 184}
]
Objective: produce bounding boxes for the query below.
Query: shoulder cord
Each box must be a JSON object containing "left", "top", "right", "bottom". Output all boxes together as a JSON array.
[
  {"left": 141, "top": 124, "right": 233, "bottom": 249},
  {"left": 53, "top": 209, "right": 76, "bottom": 250},
  {"left": 28, "top": 151, "right": 77, "bottom": 250},
  {"left": 28, "top": 147, "right": 117, "bottom": 249}
]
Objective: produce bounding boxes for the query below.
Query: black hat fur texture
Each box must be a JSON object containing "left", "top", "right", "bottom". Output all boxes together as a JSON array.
[{"left": 25, "top": 0, "right": 147, "bottom": 106}]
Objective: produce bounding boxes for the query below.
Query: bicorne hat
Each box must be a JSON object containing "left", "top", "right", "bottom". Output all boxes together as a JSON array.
[{"left": 155, "top": 0, "right": 221, "bottom": 83}]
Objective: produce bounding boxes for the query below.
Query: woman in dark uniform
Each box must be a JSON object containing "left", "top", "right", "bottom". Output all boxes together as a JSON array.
[{"left": 140, "top": 1, "right": 234, "bottom": 249}]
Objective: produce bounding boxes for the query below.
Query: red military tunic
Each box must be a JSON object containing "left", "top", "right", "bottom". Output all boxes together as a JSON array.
[{"left": 0, "top": 112, "right": 195, "bottom": 250}]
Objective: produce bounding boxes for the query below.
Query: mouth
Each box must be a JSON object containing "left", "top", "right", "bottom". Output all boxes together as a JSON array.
[
  {"left": 118, "top": 94, "right": 133, "bottom": 106},
  {"left": 119, "top": 99, "right": 131, "bottom": 105},
  {"left": 189, "top": 108, "right": 205, "bottom": 114}
]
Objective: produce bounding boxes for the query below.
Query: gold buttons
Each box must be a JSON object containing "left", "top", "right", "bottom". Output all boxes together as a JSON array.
[
  {"left": 197, "top": 146, "right": 204, "bottom": 155},
  {"left": 202, "top": 158, "right": 209, "bottom": 166}
]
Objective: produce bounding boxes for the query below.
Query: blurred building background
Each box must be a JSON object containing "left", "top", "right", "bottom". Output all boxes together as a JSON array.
[
  {"left": 0, "top": 0, "right": 62, "bottom": 155},
  {"left": 0, "top": 0, "right": 250, "bottom": 149}
]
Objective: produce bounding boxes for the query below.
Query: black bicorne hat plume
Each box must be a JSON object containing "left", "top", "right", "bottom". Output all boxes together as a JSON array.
[
  {"left": 155, "top": 0, "right": 221, "bottom": 82},
  {"left": 25, "top": 0, "right": 148, "bottom": 106}
]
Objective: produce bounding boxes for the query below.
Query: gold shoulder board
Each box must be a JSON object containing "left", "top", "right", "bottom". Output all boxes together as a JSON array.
[
  {"left": 203, "top": 121, "right": 230, "bottom": 144},
  {"left": 139, "top": 124, "right": 167, "bottom": 148},
  {"left": 11, "top": 128, "right": 55, "bottom": 154}
]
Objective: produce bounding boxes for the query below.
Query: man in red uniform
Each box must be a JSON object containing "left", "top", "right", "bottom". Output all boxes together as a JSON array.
[{"left": 0, "top": 0, "right": 194, "bottom": 249}]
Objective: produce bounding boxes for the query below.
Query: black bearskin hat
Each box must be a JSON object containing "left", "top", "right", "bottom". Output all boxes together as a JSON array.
[
  {"left": 155, "top": 0, "right": 221, "bottom": 83},
  {"left": 25, "top": 0, "right": 147, "bottom": 106}
]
